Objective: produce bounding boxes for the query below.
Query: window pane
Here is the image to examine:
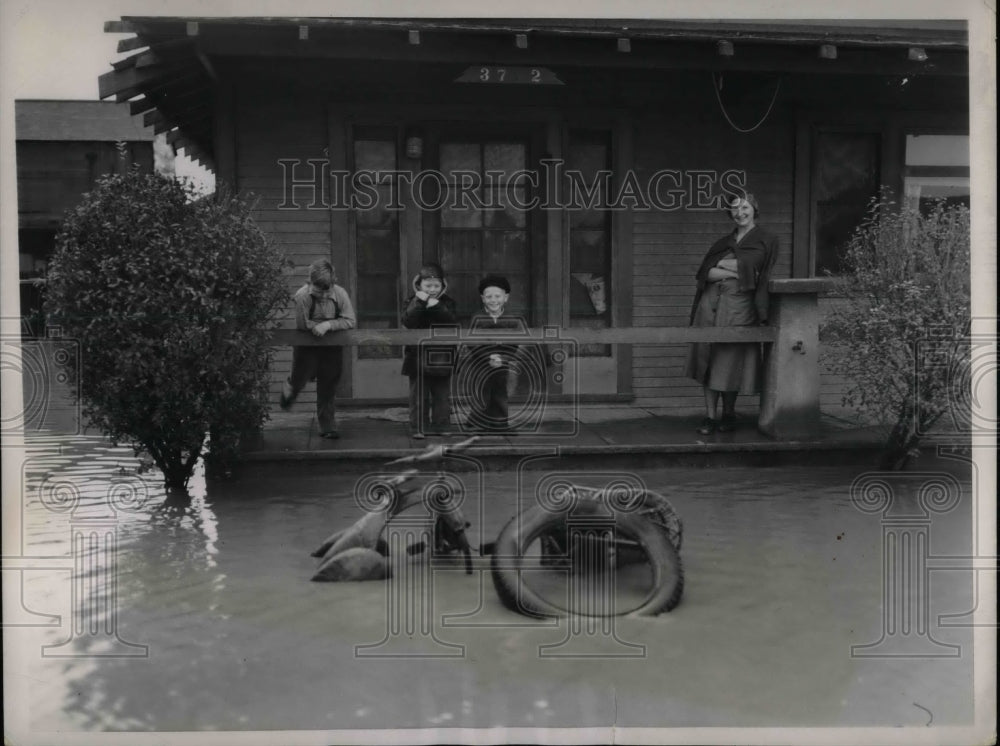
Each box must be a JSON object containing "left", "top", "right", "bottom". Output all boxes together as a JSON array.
[
  {"left": 905, "top": 135, "right": 969, "bottom": 166},
  {"left": 441, "top": 190, "right": 483, "bottom": 228},
  {"left": 354, "top": 140, "right": 396, "bottom": 172},
  {"left": 485, "top": 187, "right": 527, "bottom": 228},
  {"left": 357, "top": 228, "right": 398, "bottom": 272},
  {"left": 355, "top": 186, "right": 397, "bottom": 228},
  {"left": 484, "top": 143, "right": 526, "bottom": 181},
  {"left": 814, "top": 132, "right": 881, "bottom": 276},
  {"left": 567, "top": 130, "right": 613, "bottom": 355},
  {"left": 440, "top": 143, "right": 480, "bottom": 180},
  {"left": 483, "top": 231, "right": 527, "bottom": 273},
  {"left": 569, "top": 230, "right": 608, "bottom": 274},
  {"left": 439, "top": 230, "right": 482, "bottom": 272},
  {"left": 814, "top": 133, "right": 879, "bottom": 202},
  {"left": 356, "top": 274, "right": 401, "bottom": 359},
  {"left": 567, "top": 132, "right": 610, "bottom": 181}
]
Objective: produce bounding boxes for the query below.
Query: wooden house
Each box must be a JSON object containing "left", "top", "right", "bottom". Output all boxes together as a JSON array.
[
  {"left": 16, "top": 99, "right": 158, "bottom": 336},
  {"left": 97, "top": 18, "right": 970, "bottom": 415}
]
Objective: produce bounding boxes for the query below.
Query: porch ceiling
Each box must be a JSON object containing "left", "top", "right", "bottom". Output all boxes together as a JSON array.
[{"left": 99, "top": 17, "right": 969, "bottom": 168}]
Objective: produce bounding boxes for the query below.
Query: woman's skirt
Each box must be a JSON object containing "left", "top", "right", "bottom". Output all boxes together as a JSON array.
[{"left": 684, "top": 280, "right": 761, "bottom": 394}]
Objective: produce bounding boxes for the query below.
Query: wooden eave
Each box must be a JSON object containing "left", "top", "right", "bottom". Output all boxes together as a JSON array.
[{"left": 101, "top": 16, "right": 969, "bottom": 168}]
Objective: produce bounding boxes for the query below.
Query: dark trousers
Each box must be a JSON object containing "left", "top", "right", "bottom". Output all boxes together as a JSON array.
[
  {"left": 408, "top": 374, "right": 452, "bottom": 432},
  {"left": 287, "top": 346, "right": 343, "bottom": 433},
  {"left": 468, "top": 367, "right": 509, "bottom": 431}
]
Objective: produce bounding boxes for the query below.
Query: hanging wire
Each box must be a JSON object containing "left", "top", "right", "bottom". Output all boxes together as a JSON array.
[{"left": 711, "top": 72, "right": 782, "bottom": 134}]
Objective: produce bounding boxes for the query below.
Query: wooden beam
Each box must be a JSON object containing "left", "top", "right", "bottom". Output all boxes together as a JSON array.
[
  {"left": 143, "top": 108, "right": 167, "bottom": 128},
  {"left": 104, "top": 20, "right": 137, "bottom": 33},
  {"left": 100, "top": 60, "right": 202, "bottom": 100},
  {"left": 269, "top": 326, "right": 777, "bottom": 347},
  {"left": 111, "top": 50, "right": 162, "bottom": 72},
  {"left": 116, "top": 36, "right": 147, "bottom": 53},
  {"left": 196, "top": 32, "right": 969, "bottom": 76},
  {"left": 112, "top": 68, "right": 203, "bottom": 103},
  {"left": 128, "top": 97, "right": 157, "bottom": 116}
]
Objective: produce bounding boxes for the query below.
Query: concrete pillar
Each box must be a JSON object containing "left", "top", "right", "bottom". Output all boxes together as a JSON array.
[{"left": 758, "top": 278, "right": 833, "bottom": 439}]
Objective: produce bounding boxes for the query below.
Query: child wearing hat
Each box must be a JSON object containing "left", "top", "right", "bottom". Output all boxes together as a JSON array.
[
  {"left": 463, "top": 274, "right": 525, "bottom": 433},
  {"left": 401, "top": 263, "right": 458, "bottom": 438}
]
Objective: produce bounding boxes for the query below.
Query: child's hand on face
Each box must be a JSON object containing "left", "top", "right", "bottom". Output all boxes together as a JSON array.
[{"left": 417, "top": 278, "right": 443, "bottom": 304}]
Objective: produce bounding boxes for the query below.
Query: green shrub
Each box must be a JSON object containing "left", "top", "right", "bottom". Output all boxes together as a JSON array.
[
  {"left": 822, "top": 196, "right": 971, "bottom": 469},
  {"left": 46, "top": 170, "right": 288, "bottom": 490}
]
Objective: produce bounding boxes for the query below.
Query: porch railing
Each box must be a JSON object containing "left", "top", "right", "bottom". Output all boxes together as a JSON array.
[{"left": 269, "top": 279, "right": 830, "bottom": 439}]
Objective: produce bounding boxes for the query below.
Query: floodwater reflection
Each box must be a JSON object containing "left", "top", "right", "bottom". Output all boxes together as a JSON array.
[{"left": 10, "top": 434, "right": 978, "bottom": 734}]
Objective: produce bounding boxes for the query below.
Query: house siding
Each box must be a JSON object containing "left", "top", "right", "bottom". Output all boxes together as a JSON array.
[
  {"left": 235, "top": 84, "right": 332, "bottom": 405},
  {"left": 630, "top": 110, "right": 794, "bottom": 413}
]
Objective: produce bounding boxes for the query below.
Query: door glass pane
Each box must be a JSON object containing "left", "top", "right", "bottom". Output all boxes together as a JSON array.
[
  {"left": 484, "top": 143, "right": 526, "bottom": 181},
  {"left": 567, "top": 130, "right": 612, "bottom": 356},
  {"left": 354, "top": 133, "right": 401, "bottom": 359},
  {"left": 438, "top": 138, "right": 531, "bottom": 324},
  {"left": 440, "top": 144, "right": 481, "bottom": 180}
]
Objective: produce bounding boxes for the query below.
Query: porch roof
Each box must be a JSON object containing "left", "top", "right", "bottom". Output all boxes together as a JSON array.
[{"left": 99, "top": 16, "right": 969, "bottom": 170}]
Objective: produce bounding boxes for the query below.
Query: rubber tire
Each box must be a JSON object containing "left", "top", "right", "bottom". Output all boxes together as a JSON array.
[{"left": 490, "top": 500, "right": 684, "bottom": 618}]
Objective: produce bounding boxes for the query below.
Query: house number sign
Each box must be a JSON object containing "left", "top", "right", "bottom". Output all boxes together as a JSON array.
[{"left": 456, "top": 66, "right": 564, "bottom": 85}]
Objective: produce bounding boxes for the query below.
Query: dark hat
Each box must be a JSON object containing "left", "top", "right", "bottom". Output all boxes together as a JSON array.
[
  {"left": 478, "top": 274, "right": 511, "bottom": 295},
  {"left": 417, "top": 262, "right": 445, "bottom": 281}
]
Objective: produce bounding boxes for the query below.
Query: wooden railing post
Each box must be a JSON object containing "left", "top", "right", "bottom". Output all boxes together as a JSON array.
[{"left": 758, "top": 278, "right": 834, "bottom": 439}]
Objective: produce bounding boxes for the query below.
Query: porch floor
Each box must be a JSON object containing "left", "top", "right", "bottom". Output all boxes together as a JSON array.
[{"left": 246, "top": 404, "right": 886, "bottom": 470}]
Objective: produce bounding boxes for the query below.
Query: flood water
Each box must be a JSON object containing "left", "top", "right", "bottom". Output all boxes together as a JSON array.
[{"left": 7, "top": 433, "right": 979, "bottom": 736}]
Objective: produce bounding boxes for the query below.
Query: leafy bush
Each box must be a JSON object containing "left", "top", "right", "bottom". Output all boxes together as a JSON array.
[
  {"left": 46, "top": 170, "right": 287, "bottom": 490},
  {"left": 822, "top": 196, "right": 971, "bottom": 469}
]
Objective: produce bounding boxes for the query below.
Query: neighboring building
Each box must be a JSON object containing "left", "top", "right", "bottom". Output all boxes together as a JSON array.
[
  {"left": 97, "top": 18, "right": 970, "bottom": 413},
  {"left": 15, "top": 100, "right": 163, "bottom": 336}
]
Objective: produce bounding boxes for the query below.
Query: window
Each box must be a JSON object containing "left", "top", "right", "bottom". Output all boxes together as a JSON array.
[
  {"left": 812, "top": 131, "right": 881, "bottom": 276},
  {"left": 902, "top": 134, "right": 970, "bottom": 213},
  {"left": 352, "top": 127, "right": 401, "bottom": 359},
  {"left": 567, "top": 129, "right": 612, "bottom": 356}
]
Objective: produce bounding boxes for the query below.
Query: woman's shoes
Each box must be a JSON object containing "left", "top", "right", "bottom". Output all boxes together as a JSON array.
[{"left": 698, "top": 414, "right": 737, "bottom": 434}]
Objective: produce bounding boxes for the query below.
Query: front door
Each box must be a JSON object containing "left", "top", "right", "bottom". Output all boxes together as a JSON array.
[{"left": 423, "top": 128, "right": 545, "bottom": 325}]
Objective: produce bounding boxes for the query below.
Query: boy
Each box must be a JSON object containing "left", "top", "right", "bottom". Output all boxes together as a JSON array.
[
  {"left": 401, "top": 263, "right": 458, "bottom": 439},
  {"left": 463, "top": 274, "right": 525, "bottom": 433},
  {"left": 280, "top": 258, "right": 356, "bottom": 439}
]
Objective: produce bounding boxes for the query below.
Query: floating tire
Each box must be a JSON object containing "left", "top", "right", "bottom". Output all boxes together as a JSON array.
[{"left": 490, "top": 500, "right": 684, "bottom": 618}]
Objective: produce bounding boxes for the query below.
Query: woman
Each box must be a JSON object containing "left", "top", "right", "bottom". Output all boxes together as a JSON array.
[{"left": 684, "top": 193, "right": 778, "bottom": 434}]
